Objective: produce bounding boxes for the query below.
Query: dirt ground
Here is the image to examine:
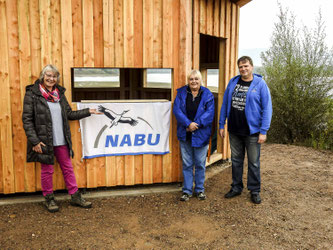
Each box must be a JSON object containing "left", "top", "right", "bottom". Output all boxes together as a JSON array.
[{"left": 0, "top": 143, "right": 332, "bottom": 249}]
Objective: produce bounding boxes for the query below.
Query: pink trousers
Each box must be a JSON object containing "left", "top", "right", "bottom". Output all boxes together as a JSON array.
[{"left": 41, "top": 145, "right": 78, "bottom": 196}]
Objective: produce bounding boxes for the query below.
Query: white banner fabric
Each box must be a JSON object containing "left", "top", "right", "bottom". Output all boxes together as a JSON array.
[{"left": 77, "top": 102, "right": 171, "bottom": 159}]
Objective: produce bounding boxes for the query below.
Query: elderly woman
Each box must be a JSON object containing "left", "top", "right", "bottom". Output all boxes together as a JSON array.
[
  {"left": 173, "top": 70, "right": 215, "bottom": 201},
  {"left": 22, "top": 64, "right": 99, "bottom": 212}
]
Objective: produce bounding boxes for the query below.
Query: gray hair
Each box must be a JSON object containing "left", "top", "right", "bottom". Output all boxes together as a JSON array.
[
  {"left": 39, "top": 64, "right": 60, "bottom": 84},
  {"left": 187, "top": 69, "right": 203, "bottom": 84}
]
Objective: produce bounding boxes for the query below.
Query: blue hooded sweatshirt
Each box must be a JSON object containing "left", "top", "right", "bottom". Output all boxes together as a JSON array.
[
  {"left": 173, "top": 85, "right": 215, "bottom": 147},
  {"left": 219, "top": 74, "right": 272, "bottom": 135}
]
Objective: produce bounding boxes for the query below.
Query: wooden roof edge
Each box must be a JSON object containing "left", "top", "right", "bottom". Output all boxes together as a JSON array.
[{"left": 231, "top": 0, "right": 252, "bottom": 7}]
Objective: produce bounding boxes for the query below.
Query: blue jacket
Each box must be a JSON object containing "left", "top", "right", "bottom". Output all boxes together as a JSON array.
[
  {"left": 173, "top": 85, "right": 215, "bottom": 147},
  {"left": 219, "top": 74, "right": 272, "bottom": 135}
]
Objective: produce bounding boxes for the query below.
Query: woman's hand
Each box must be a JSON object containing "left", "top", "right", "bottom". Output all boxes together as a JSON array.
[
  {"left": 219, "top": 129, "right": 225, "bottom": 138},
  {"left": 89, "top": 108, "right": 102, "bottom": 114},
  {"left": 188, "top": 122, "right": 199, "bottom": 132},
  {"left": 32, "top": 142, "right": 46, "bottom": 154}
]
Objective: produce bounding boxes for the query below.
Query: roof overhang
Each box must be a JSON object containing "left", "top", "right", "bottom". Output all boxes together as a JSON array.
[{"left": 231, "top": 0, "right": 252, "bottom": 7}]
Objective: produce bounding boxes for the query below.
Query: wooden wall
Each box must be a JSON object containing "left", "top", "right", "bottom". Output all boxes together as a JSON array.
[{"left": 0, "top": 0, "right": 241, "bottom": 194}]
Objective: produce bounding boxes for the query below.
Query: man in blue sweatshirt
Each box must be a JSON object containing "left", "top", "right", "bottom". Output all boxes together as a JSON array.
[{"left": 219, "top": 56, "right": 272, "bottom": 204}]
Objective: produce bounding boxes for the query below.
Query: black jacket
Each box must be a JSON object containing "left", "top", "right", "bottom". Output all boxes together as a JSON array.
[{"left": 22, "top": 80, "right": 91, "bottom": 164}]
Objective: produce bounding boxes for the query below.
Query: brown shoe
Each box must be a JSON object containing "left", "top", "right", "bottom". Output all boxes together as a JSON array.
[
  {"left": 70, "top": 191, "right": 92, "bottom": 208},
  {"left": 44, "top": 194, "right": 59, "bottom": 213}
]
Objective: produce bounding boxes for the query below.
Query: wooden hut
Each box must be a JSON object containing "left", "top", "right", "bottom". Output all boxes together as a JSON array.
[{"left": 0, "top": 0, "right": 251, "bottom": 194}]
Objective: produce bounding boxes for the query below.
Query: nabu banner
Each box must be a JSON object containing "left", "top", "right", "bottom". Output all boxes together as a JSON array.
[{"left": 77, "top": 102, "right": 171, "bottom": 159}]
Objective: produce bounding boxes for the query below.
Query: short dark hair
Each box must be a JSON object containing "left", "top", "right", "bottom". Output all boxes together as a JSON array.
[{"left": 237, "top": 56, "right": 253, "bottom": 67}]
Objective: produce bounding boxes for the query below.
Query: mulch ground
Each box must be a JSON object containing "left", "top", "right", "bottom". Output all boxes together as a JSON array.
[{"left": 0, "top": 143, "right": 332, "bottom": 249}]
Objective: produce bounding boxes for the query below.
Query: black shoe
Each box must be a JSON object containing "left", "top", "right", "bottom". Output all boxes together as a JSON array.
[
  {"left": 70, "top": 191, "right": 92, "bottom": 208},
  {"left": 224, "top": 189, "right": 241, "bottom": 198},
  {"left": 180, "top": 193, "right": 192, "bottom": 201},
  {"left": 44, "top": 194, "right": 59, "bottom": 213},
  {"left": 251, "top": 193, "right": 261, "bottom": 204},
  {"left": 195, "top": 192, "right": 206, "bottom": 200}
]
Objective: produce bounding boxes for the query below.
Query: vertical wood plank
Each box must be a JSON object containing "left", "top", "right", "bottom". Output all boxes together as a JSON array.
[
  {"left": 105, "top": 156, "right": 117, "bottom": 186},
  {"left": 50, "top": 0, "right": 66, "bottom": 191},
  {"left": 223, "top": 38, "right": 230, "bottom": 159},
  {"left": 39, "top": 0, "right": 52, "bottom": 66},
  {"left": 50, "top": 0, "right": 62, "bottom": 74},
  {"left": 162, "top": 153, "right": 172, "bottom": 182},
  {"left": 217, "top": 39, "right": 226, "bottom": 155},
  {"left": 179, "top": 0, "right": 192, "bottom": 88},
  {"left": 206, "top": 0, "right": 213, "bottom": 35},
  {"left": 162, "top": 0, "right": 172, "bottom": 68},
  {"left": 213, "top": 0, "right": 220, "bottom": 37},
  {"left": 123, "top": 0, "right": 134, "bottom": 67},
  {"left": 29, "top": 0, "right": 41, "bottom": 82},
  {"left": 29, "top": 0, "right": 42, "bottom": 192},
  {"left": 171, "top": 0, "right": 181, "bottom": 182},
  {"left": 224, "top": 0, "right": 231, "bottom": 38},
  {"left": 153, "top": 155, "right": 162, "bottom": 183},
  {"left": 72, "top": 0, "right": 83, "bottom": 67},
  {"left": 95, "top": 156, "right": 106, "bottom": 187},
  {"left": 143, "top": 154, "right": 153, "bottom": 184},
  {"left": 60, "top": 0, "right": 74, "bottom": 98},
  {"left": 199, "top": 0, "right": 206, "bottom": 34},
  {"left": 220, "top": 0, "right": 226, "bottom": 37},
  {"left": 134, "top": 155, "right": 143, "bottom": 184},
  {"left": 234, "top": 5, "right": 240, "bottom": 74},
  {"left": 0, "top": 0, "right": 15, "bottom": 194},
  {"left": 82, "top": 0, "right": 96, "bottom": 188},
  {"left": 229, "top": 3, "right": 236, "bottom": 78},
  {"left": 142, "top": 0, "right": 153, "bottom": 67},
  {"left": 93, "top": 0, "right": 106, "bottom": 187},
  {"left": 133, "top": 0, "right": 143, "bottom": 67},
  {"left": 153, "top": 0, "right": 162, "bottom": 67},
  {"left": 82, "top": 0, "right": 94, "bottom": 66},
  {"left": 103, "top": 0, "right": 115, "bottom": 67},
  {"left": 93, "top": 0, "right": 104, "bottom": 67},
  {"left": 18, "top": 0, "right": 37, "bottom": 192},
  {"left": 116, "top": 156, "right": 125, "bottom": 185},
  {"left": 114, "top": 0, "right": 124, "bottom": 67},
  {"left": 124, "top": 155, "right": 135, "bottom": 185},
  {"left": 192, "top": 0, "right": 200, "bottom": 70},
  {"left": 6, "top": 0, "right": 25, "bottom": 193},
  {"left": 28, "top": 0, "right": 42, "bottom": 188}
]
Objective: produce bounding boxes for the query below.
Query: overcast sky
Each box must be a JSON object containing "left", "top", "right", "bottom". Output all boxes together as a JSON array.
[{"left": 239, "top": 0, "right": 333, "bottom": 66}]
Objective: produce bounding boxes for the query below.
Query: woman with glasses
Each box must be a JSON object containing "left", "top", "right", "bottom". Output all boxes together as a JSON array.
[{"left": 22, "top": 64, "right": 100, "bottom": 212}]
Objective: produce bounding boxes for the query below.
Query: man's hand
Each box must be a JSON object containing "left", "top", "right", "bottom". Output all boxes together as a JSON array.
[
  {"left": 258, "top": 133, "right": 267, "bottom": 144},
  {"left": 188, "top": 122, "right": 199, "bottom": 132},
  {"left": 219, "top": 129, "right": 225, "bottom": 138},
  {"left": 32, "top": 142, "right": 46, "bottom": 154}
]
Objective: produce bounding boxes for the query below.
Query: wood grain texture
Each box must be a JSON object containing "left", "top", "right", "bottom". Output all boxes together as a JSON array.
[
  {"left": 0, "top": 0, "right": 15, "bottom": 193},
  {"left": 142, "top": 0, "right": 153, "bottom": 67},
  {"left": 6, "top": 0, "right": 25, "bottom": 193},
  {"left": 213, "top": 0, "right": 220, "bottom": 37},
  {"left": 206, "top": 0, "right": 214, "bottom": 35},
  {"left": 124, "top": 0, "right": 134, "bottom": 67},
  {"left": 114, "top": 0, "right": 124, "bottom": 67},
  {"left": 192, "top": 0, "right": 200, "bottom": 70},
  {"left": 0, "top": 0, "right": 242, "bottom": 193},
  {"left": 72, "top": 0, "right": 83, "bottom": 67},
  {"left": 93, "top": 0, "right": 104, "bottom": 67},
  {"left": 162, "top": 0, "right": 173, "bottom": 68},
  {"left": 133, "top": 0, "right": 143, "bottom": 67},
  {"left": 103, "top": 0, "right": 115, "bottom": 67}
]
